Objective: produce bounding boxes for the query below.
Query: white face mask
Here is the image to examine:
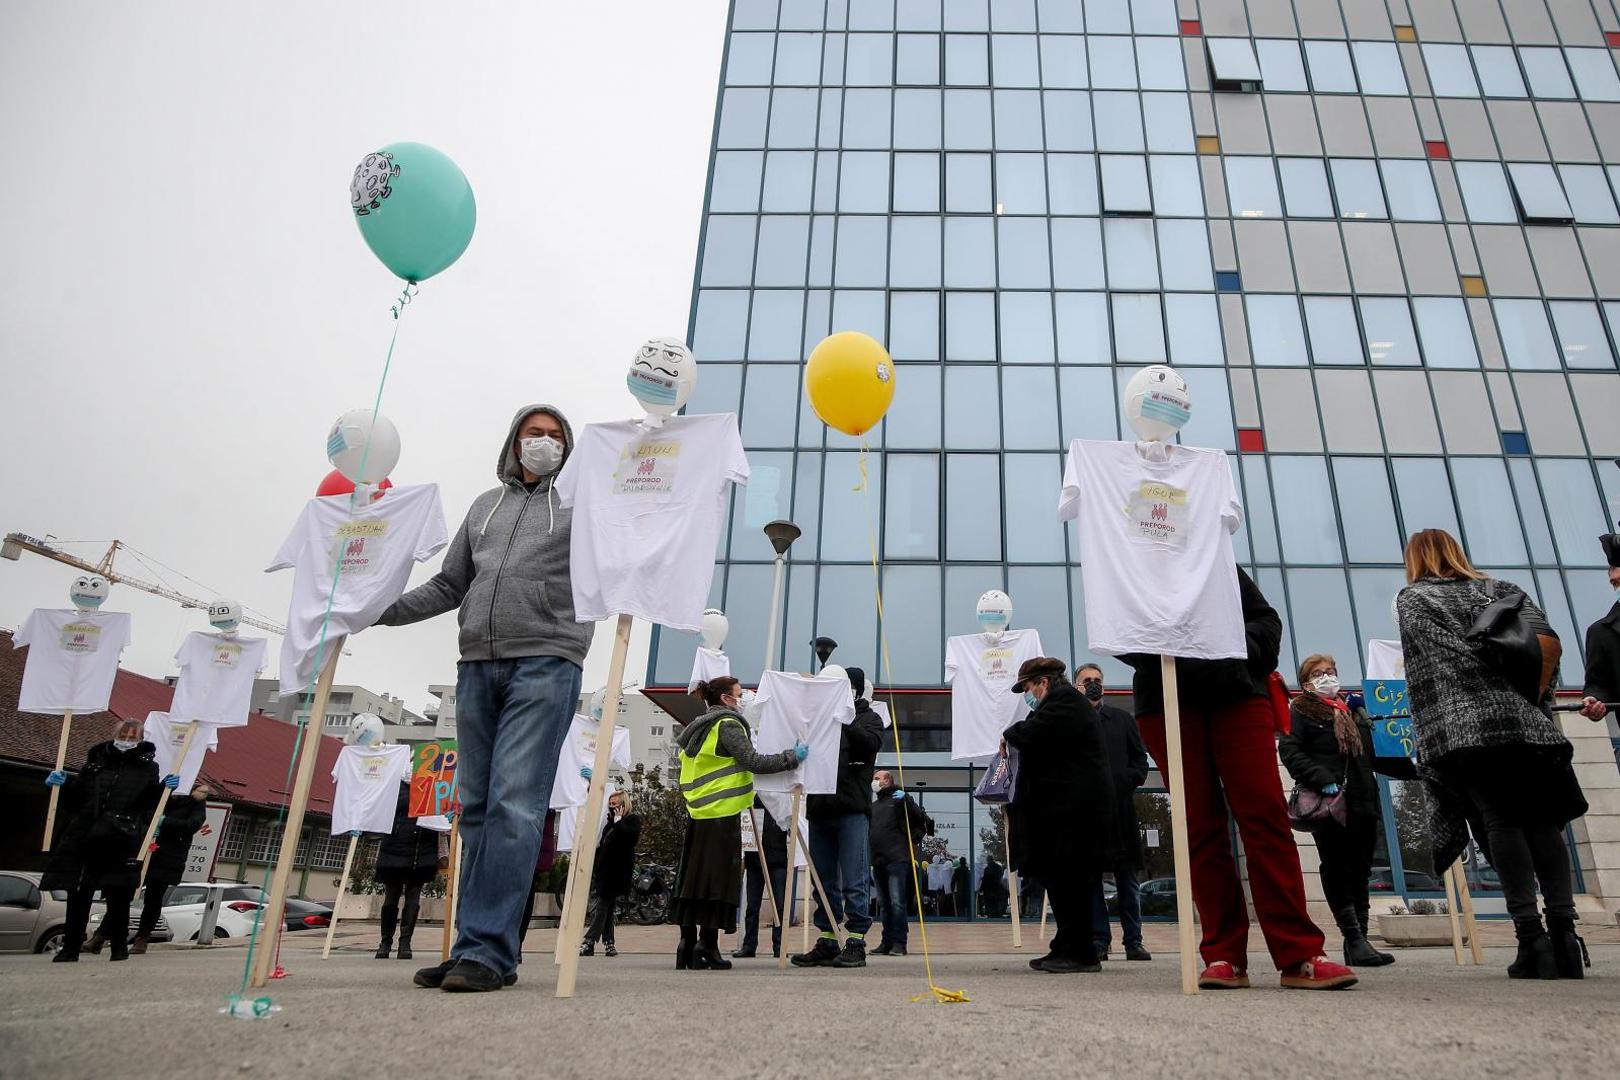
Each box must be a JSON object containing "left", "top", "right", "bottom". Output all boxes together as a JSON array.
[
  {"left": 871, "top": 780, "right": 882, "bottom": 793},
  {"left": 518, "top": 435, "right": 564, "bottom": 476},
  {"left": 1312, "top": 674, "right": 1341, "bottom": 697},
  {"left": 113, "top": 739, "right": 138, "bottom": 752}
]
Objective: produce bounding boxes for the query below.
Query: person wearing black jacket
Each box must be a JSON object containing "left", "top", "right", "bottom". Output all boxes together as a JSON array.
[
  {"left": 792, "top": 667, "right": 884, "bottom": 970},
  {"left": 1579, "top": 533, "right": 1620, "bottom": 723},
  {"left": 1123, "top": 567, "right": 1355, "bottom": 991},
  {"left": 736, "top": 799, "right": 790, "bottom": 959},
  {"left": 1076, "top": 665, "right": 1152, "bottom": 962},
  {"left": 869, "top": 769, "right": 931, "bottom": 955},
  {"left": 580, "top": 790, "right": 641, "bottom": 957},
  {"left": 42, "top": 718, "right": 170, "bottom": 962},
  {"left": 1003, "top": 657, "right": 1115, "bottom": 974},
  {"left": 373, "top": 784, "right": 443, "bottom": 960},
  {"left": 89, "top": 784, "right": 210, "bottom": 955}
]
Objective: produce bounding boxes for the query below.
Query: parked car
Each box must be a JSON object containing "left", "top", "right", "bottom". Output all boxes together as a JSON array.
[
  {"left": 159, "top": 883, "right": 268, "bottom": 942},
  {"left": 166, "top": 883, "right": 332, "bottom": 933},
  {"left": 0, "top": 871, "right": 171, "bottom": 954},
  {"left": 1136, "top": 877, "right": 1179, "bottom": 917},
  {"left": 1369, "top": 866, "right": 1444, "bottom": 893}
]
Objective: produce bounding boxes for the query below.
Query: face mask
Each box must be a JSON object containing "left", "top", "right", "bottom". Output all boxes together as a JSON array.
[
  {"left": 977, "top": 612, "right": 1008, "bottom": 630},
  {"left": 1083, "top": 682, "right": 1103, "bottom": 703},
  {"left": 871, "top": 780, "right": 882, "bottom": 793},
  {"left": 1312, "top": 674, "right": 1341, "bottom": 697},
  {"left": 518, "top": 435, "right": 564, "bottom": 476},
  {"left": 113, "top": 739, "right": 138, "bottom": 752},
  {"left": 627, "top": 368, "right": 679, "bottom": 405},
  {"left": 739, "top": 689, "right": 756, "bottom": 708},
  {"left": 1139, "top": 390, "right": 1191, "bottom": 429},
  {"left": 1023, "top": 691, "right": 1039, "bottom": 710}
]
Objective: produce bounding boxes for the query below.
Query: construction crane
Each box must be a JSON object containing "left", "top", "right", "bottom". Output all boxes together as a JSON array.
[{"left": 1, "top": 532, "right": 286, "bottom": 636}]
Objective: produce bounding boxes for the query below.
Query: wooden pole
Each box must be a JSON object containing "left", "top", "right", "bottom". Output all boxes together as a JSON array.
[
  {"left": 1160, "top": 655, "right": 1198, "bottom": 995},
  {"left": 553, "top": 819, "right": 583, "bottom": 966},
  {"left": 800, "top": 859, "right": 811, "bottom": 954},
  {"left": 249, "top": 646, "right": 340, "bottom": 988},
  {"left": 752, "top": 809, "right": 780, "bottom": 932},
  {"left": 42, "top": 710, "right": 73, "bottom": 851},
  {"left": 1005, "top": 818, "right": 1022, "bottom": 949},
  {"left": 1039, "top": 892, "right": 1051, "bottom": 944},
  {"left": 1442, "top": 859, "right": 1465, "bottom": 965},
  {"left": 136, "top": 721, "right": 200, "bottom": 888},
  {"left": 321, "top": 832, "right": 360, "bottom": 959},
  {"left": 1451, "top": 861, "right": 1483, "bottom": 965},
  {"left": 556, "top": 613, "right": 633, "bottom": 999},
  {"left": 441, "top": 821, "right": 461, "bottom": 961},
  {"left": 797, "top": 813, "right": 848, "bottom": 951},
  {"left": 779, "top": 787, "right": 804, "bottom": 970}
]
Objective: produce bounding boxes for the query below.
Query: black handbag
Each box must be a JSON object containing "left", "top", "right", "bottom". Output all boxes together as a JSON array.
[
  {"left": 1287, "top": 783, "right": 1347, "bottom": 833},
  {"left": 1466, "top": 588, "right": 1543, "bottom": 704}
]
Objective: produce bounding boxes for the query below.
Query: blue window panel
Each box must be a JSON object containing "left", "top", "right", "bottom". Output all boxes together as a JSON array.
[
  {"left": 946, "top": 153, "right": 994, "bottom": 211},
  {"left": 718, "top": 88, "right": 771, "bottom": 148},
  {"left": 1042, "top": 90, "right": 1095, "bottom": 151},
  {"left": 1215, "top": 270, "right": 1242, "bottom": 292},
  {"left": 993, "top": 90, "right": 1046, "bottom": 149},
  {"left": 1531, "top": 569, "right": 1583, "bottom": 688},
  {"left": 946, "top": 565, "right": 1007, "bottom": 638},
  {"left": 1111, "top": 295, "right": 1166, "bottom": 363},
  {"left": 1048, "top": 153, "right": 1101, "bottom": 214},
  {"left": 885, "top": 454, "right": 941, "bottom": 560},
  {"left": 998, "top": 217, "right": 1053, "bottom": 288},
  {"left": 694, "top": 291, "right": 750, "bottom": 361},
  {"left": 1450, "top": 458, "right": 1528, "bottom": 565},
  {"left": 839, "top": 152, "right": 891, "bottom": 212},
  {"left": 946, "top": 453, "right": 1003, "bottom": 558},
  {"left": 1059, "top": 367, "right": 1122, "bottom": 442},
  {"left": 885, "top": 363, "right": 943, "bottom": 447},
  {"left": 775, "top": 32, "right": 824, "bottom": 85},
  {"left": 1068, "top": 568, "right": 1132, "bottom": 684},
  {"left": 763, "top": 151, "right": 816, "bottom": 211},
  {"left": 712, "top": 151, "right": 764, "bottom": 211},
  {"left": 1257, "top": 567, "right": 1297, "bottom": 680},
  {"left": 1040, "top": 35, "right": 1089, "bottom": 88},
  {"left": 822, "top": 452, "right": 884, "bottom": 561},
  {"left": 748, "top": 290, "right": 806, "bottom": 361},
  {"left": 1093, "top": 90, "right": 1145, "bottom": 152},
  {"left": 846, "top": 33, "right": 895, "bottom": 85},
  {"left": 831, "top": 289, "right": 886, "bottom": 342},
  {"left": 1272, "top": 456, "right": 1346, "bottom": 562},
  {"left": 1284, "top": 570, "right": 1362, "bottom": 683},
  {"left": 723, "top": 564, "right": 776, "bottom": 687},
  {"left": 1568, "top": 570, "right": 1617, "bottom": 664},
  {"left": 894, "top": 89, "right": 944, "bottom": 149},
  {"left": 890, "top": 216, "right": 943, "bottom": 287},
  {"left": 1535, "top": 460, "right": 1609, "bottom": 566},
  {"left": 821, "top": 31, "right": 847, "bottom": 83},
  {"left": 754, "top": 215, "right": 811, "bottom": 286},
  {"left": 1055, "top": 291, "right": 1111, "bottom": 363},
  {"left": 1004, "top": 453, "right": 1067, "bottom": 561},
  {"left": 817, "top": 565, "right": 879, "bottom": 674},
  {"left": 992, "top": 34, "right": 1042, "bottom": 87},
  {"left": 842, "top": 89, "right": 893, "bottom": 147},
  {"left": 897, "top": 33, "right": 943, "bottom": 85},
  {"left": 894, "top": 152, "right": 943, "bottom": 211},
  {"left": 944, "top": 89, "right": 994, "bottom": 148},
  {"left": 769, "top": 88, "right": 820, "bottom": 147},
  {"left": 686, "top": 362, "right": 742, "bottom": 418},
  {"left": 1331, "top": 458, "right": 1402, "bottom": 563},
  {"left": 900, "top": 0, "right": 942, "bottom": 30},
  {"left": 1001, "top": 368, "right": 1061, "bottom": 450},
  {"left": 1507, "top": 458, "right": 1557, "bottom": 563},
  {"left": 790, "top": 451, "right": 824, "bottom": 561},
  {"left": 813, "top": 150, "right": 840, "bottom": 212},
  {"left": 1500, "top": 431, "right": 1531, "bottom": 456},
  {"left": 1178, "top": 369, "right": 1236, "bottom": 451},
  {"left": 1350, "top": 568, "right": 1409, "bottom": 654},
  {"left": 726, "top": 33, "right": 776, "bottom": 85},
  {"left": 741, "top": 366, "right": 802, "bottom": 448},
  {"left": 833, "top": 217, "right": 888, "bottom": 287},
  {"left": 1158, "top": 220, "right": 1214, "bottom": 291},
  {"left": 733, "top": 452, "right": 794, "bottom": 561},
  {"left": 945, "top": 34, "right": 990, "bottom": 83},
  {"left": 734, "top": 0, "right": 778, "bottom": 30},
  {"left": 945, "top": 292, "right": 997, "bottom": 360},
  {"left": 883, "top": 566, "right": 945, "bottom": 684},
  {"left": 1391, "top": 458, "right": 1459, "bottom": 538},
  {"left": 999, "top": 292, "right": 1056, "bottom": 364},
  {"left": 802, "top": 288, "right": 832, "bottom": 359},
  {"left": 1103, "top": 218, "right": 1160, "bottom": 290},
  {"left": 890, "top": 291, "right": 941, "bottom": 361},
  {"left": 1050, "top": 219, "right": 1105, "bottom": 290},
  {"left": 945, "top": 217, "right": 998, "bottom": 286},
  {"left": 944, "top": 367, "right": 1001, "bottom": 448},
  {"left": 1239, "top": 454, "right": 1281, "bottom": 562},
  {"left": 1166, "top": 295, "right": 1225, "bottom": 365},
  {"left": 780, "top": 562, "right": 818, "bottom": 671},
  {"left": 652, "top": 618, "right": 702, "bottom": 687},
  {"left": 701, "top": 215, "right": 759, "bottom": 286},
  {"left": 995, "top": 152, "right": 1048, "bottom": 213},
  {"left": 1011, "top": 565, "right": 1073, "bottom": 664}
]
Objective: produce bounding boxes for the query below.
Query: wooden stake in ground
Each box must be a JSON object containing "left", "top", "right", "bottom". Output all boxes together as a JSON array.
[
  {"left": 1442, "top": 859, "right": 1465, "bottom": 965},
  {"left": 136, "top": 721, "right": 200, "bottom": 889},
  {"left": 751, "top": 809, "right": 780, "bottom": 932},
  {"left": 779, "top": 787, "right": 804, "bottom": 970},
  {"left": 441, "top": 821, "right": 462, "bottom": 961},
  {"left": 249, "top": 647, "right": 340, "bottom": 988},
  {"left": 1039, "top": 892, "right": 1050, "bottom": 944},
  {"left": 553, "top": 812, "right": 589, "bottom": 966},
  {"left": 42, "top": 710, "right": 73, "bottom": 852},
  {"left": 800, "top": 858, "right": 811, "bottom": 954},
  {"left": 1004, "top": 819, "right": 1022, "bottom": 949},
  {"left": 1451, "top": 861, "right": 1484, "bottom": 965},
  {"left": 556, "top": 613, "right": 633, "bottom": 999},
  {"left": 1160, "top": 655, "right": 1198, "bottom": 995},
  {"left": 795, "top": 809, "right": 848, "bottom": 952},
  {"left": 321, "top": 832, "right": 360, "bottom": 960}
]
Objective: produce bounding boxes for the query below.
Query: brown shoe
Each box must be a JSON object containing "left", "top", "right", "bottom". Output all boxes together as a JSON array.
[
  {"left": 129, "top": 934, "right": 149, "bottom": 955},
  {"left": 85, "top": 932, "right": 105, "bottom": 955}
]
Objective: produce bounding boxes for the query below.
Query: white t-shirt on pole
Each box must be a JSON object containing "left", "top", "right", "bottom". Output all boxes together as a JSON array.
[
  {"left": 329, "top": 743, "right": 413, "bottom": 835},
  {"left": 756, "top": 790, "right": 810, "bottom": 867},
  {"left": 168, "top": 631, "right": 267, "bottom": 728},
  {"left": 12, "top": 609, "right": 133, "bottom": 714},
  {"left": 751, "top": 670, "right": 856, "bottom": 796},
  {"left": 557, "top": 788, "right": 617, "bottom": 854},
  {"left": 266, "top": 484, "right": 449, "bottom": 693},
  {"left": 554, "top": 413, "right": 749, "bottom": 632},
  {"left": 871, "top": 700, "right": 891, "bottom": 729},
  {"left": 944, "top": 628, "right": 1044, "bottom": 761},
  {"left": 549, "top": 713, "right": 633, "bottom": 809},
  {"left": 1365, "top": 639, "right": 1405, "bottom": 680},
  {"left": 1059, "top": 439, "right": 1246, "bottom": 660},
  {"left": 688, "top": 647, "right": 731, "bottom": 693},
  {"left": 143, "top": 711, "right": 218, "bottom": 795}
]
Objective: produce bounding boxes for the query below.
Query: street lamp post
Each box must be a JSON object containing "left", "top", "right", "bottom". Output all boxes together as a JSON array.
[{"left": 760, "top": 521, "right": 801, "bottom": 673}]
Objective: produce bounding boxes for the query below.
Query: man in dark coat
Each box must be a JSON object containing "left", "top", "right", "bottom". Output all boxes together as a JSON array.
[
  {"left": 793, "top": 667, "right": 884, "bottom": 970},
  {"left": 90, "top": 783, "right": 210, "bottom": 955},
  {"left": 42, "top": 718, "right": 168, "bottom": 962},
  {"left": 1580, "top": 532, "right": 1620, "bottom": 722},
  {"left": 1076, "top": 664, "right": 1152, "bottom": 962},
  {"left": 868, "top": 769, "right": 931, "bottom": 955},
  {"left": 736, "top": 798, "right": 791, "bottom": 959},
  {"left": 1003, "top": 657, "right": 1116, "bottom": 974},
  {"left": 580, "top": 790, "right": 641, "bottom": 956}
]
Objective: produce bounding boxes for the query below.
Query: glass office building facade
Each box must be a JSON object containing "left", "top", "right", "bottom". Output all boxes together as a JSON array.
[{"left": 646, "top": 0, "right": 1620, "bottom": 912}]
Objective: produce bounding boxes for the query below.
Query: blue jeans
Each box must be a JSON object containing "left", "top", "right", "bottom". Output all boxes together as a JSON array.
[
  {"left": 452, "top": 656, "right": 580, "bottom": 976},
  {"left": 808, "top": 814, "right": 873, "bottom": 938},
  {"left": 874, "top": 861, "right": 910, "bottom": 946},
  {"left": 1092, "top": 866, "right": 1143, "bottom": 950}
]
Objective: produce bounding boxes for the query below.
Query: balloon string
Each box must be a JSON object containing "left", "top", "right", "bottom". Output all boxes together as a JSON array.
[{"left": 391, "top": 281, "right": 418, "bottom": 320}]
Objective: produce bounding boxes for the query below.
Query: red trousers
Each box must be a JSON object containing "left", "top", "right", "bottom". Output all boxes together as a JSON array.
[{"left": 1138, "top": 695, "right": 1325, "bottom": 971}]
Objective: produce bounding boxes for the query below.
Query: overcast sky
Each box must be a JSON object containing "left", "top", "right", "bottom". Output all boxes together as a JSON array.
[{"left": 0, "top": 2, "right": 729, "bottom": 713}]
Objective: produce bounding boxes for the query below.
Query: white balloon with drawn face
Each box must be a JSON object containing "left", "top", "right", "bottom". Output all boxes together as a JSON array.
[
  {"left": 207, "top": 598, "right": 242, "bottom": 634},
  {"left": 326, "top": 409, "right": 401, "bottom": 485},
  {"left": 1123, "top": 365, "right": 1192, "bottom": 443},
  {"left": 347, "top": 713, "right": 386, "bottom": 748},
  {"left": 627, "top": 337, "right": 698, "bottom": 419},
  {"left": 69, "top": 574, "right": 109, "bottom": 612},
  {"left": 588, "top": 687, "right": 608, "bottom": 721},
  {"left": 977, "top": 590, "right": 1013, "bottom": 635},
  {"left": 700, "top": 609, "right": 729, "bottom": 652}
]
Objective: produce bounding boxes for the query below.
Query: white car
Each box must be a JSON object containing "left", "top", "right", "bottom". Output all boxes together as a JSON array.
[{"left": 159, "top": 882, "right": 267, "bottom": 943}]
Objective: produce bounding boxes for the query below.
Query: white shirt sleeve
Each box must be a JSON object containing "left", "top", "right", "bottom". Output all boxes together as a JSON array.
[
  {"left": 1219, "top": 453, "right": 1244, "bottom": 535},
  {"left": 721, "top": 417, "right": 750, "bottom": 486},
  {"left": 1057, "top": 441, "right": 1082, "bottom": 522},
  {"left": 553, "top": 438, "right": 582, "bottom": 509},
  {"left": 943, "top": 638, "right": 960, "bottom": 682},
  {"left": 14, "top": 610, "right": 40, "bottom": 650},
  {"left": 414, "top": 486, "right": 452, "bottom": 560},
  {"left": 266, "top": 503, "right": 312, "bottom": 572}
]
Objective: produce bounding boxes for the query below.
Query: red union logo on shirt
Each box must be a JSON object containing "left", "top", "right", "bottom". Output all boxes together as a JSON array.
[
  {"left": 1151, "top": 503, "right": 1168, "bottom": 521},
  {"left": 637, "top": 458, "right": 656, "bottom": 475}
]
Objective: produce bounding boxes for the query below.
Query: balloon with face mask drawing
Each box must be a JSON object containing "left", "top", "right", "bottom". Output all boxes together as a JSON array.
[
  {"left": 1123, "top": 364, "right": 1192, "bottom": 443},
  {"left": 346, "top": 713, "right": 386, "bottom": 748},
  {"left": 207, "top": 598, "right": 242, "bottom": 635},
  {"left": 700, "top": 609, "right": 729, "bottom": 652},
  {"left": 326, "top": 408, "right": 401, "bottom": 485},
  {"left": 69, "top": 575, "right": 109, "bottom": 612},
  {"left": 977, "top": 590, "right": 1013, "bottom": 637},
  {"left": 627, "top": 337, "right": 698, "bottom": 425}
]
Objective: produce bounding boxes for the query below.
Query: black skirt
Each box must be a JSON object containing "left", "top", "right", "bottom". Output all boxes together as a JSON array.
[
  {"left": 669, "top": 815, "right": 741, "bottom": 933},
  {"left": 1435, "top": 744, "right": 1588, "bottom": 830}
]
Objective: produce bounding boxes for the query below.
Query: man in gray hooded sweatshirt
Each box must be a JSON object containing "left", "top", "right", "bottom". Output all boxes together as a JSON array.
[{"left": 377, "top": 405, "right": 592, "bottom": 992}]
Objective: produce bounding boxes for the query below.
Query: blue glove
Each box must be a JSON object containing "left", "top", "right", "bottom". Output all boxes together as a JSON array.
[
  {"left": 348, "top": 829, "right": 362, "bottom": 838},
  {"left": 793, "top": 741, "right": 809, "bottom": 763},
  {"left": 1345, "top": 692, "right": 1365, "bottom": 711},
  {"left": 162, "top": 774, "right": 181, "bottom": 790},
  {"left": 45, "top": 770, "right": 67, "bottom": 787},
  {"left": 579, "top": 766, "right": 592, "bottom": 780},
  {"left": 1321, "top": 783, "right": 1341, "bottom": 795},
  {"left": 892, "top": 789, "right": 906, "bottom": 800}
]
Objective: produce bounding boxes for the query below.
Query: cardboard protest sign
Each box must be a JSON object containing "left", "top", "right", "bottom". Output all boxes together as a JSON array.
[{"left": 409, "top": 738, "right": 459, "bottom": 818}]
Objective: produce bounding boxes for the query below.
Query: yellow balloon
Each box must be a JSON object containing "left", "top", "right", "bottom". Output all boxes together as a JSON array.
[{"left": 804, "top": 331, "right": 896, "bottom": 437}]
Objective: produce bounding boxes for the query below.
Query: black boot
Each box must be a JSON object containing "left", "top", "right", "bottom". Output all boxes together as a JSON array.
[
  {"left": 693, "top": 928, "right": 732, "bottom": 970},
  {"left": 1545, "top": 915, "right": 1589, "bottom": 980},
  {"left": 1508, "top": 917, "right": 1559, "bottom": 980},
  {"left": 397, "top": 903, "right": 417, "bottom": 961},
  {"left": 84, "top": 932, "right": 105, "bottom": 956},
  {"left": 676, "top": 926, "right": 696, "bottom": 971},
  {"left": 1335, "top": 905, "right": 1383, "bottom": 968},
  {"left": 375, "top": 938, "right": 392, "bottom": 959},
  {"left": 1355, "top": 902, "right": 1395, "bottom": 966},
  {"left": 396, "top": 935, "right": 413, "bottom": 961}
]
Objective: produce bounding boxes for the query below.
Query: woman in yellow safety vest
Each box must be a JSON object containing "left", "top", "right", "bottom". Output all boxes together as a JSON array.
[{"left": 672, "top": 676, "right": 807, "bottom": 970}]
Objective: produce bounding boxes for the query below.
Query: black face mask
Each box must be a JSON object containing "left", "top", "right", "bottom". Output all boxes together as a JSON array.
[{"left": 1082, "top": 682, "right": 1104, "bottom": 703}]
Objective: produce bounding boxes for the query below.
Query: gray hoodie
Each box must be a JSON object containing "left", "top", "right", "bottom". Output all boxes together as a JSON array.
[{"left": 377, "top": 404, "right": 592, "bottom": 667}]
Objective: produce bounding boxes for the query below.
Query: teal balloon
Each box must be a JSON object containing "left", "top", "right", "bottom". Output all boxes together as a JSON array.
[{"left": 350, "top": 142, "right": 476, "bottom": 283}]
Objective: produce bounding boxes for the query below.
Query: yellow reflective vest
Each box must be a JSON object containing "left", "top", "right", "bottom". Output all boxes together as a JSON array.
[{"left": 679, "top": 717, "right": 755, "bottom": 820}]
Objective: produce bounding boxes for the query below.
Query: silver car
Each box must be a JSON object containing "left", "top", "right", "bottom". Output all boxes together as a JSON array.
[{"left": 0, "top": 870, "right": 173, "bottom": 954}]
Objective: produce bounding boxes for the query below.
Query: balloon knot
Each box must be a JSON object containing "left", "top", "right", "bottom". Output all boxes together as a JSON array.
[{"left": 391, "top": 282, "right": 419, "bottom": 320}]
